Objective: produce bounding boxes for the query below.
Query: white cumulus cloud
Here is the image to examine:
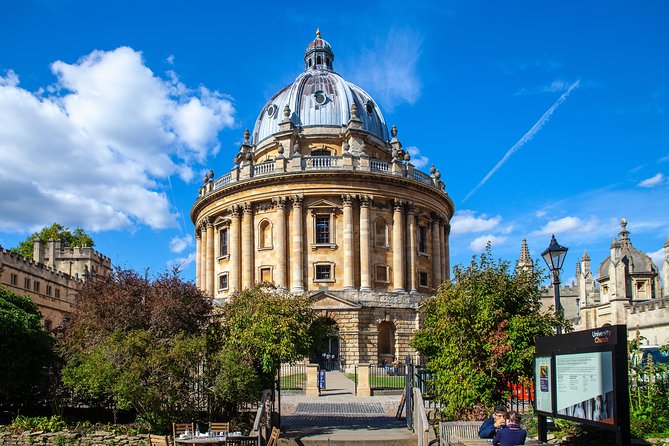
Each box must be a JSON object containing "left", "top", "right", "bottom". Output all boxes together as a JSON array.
[
  {"left": 166, "top": 251, "right": 197, "bottom": 271},
  {"left": 638, "top": 173, "right": 665, "bottom": 188},
  {"left": 169, "top": 234, "right": 193, "bottom": 254},
  {"left": 647, "top": 248, "right": 664, "bottom": 269},
  {"left": 470, "top": 234, "right": 508, "bottom": 252},
  {"left": 532, "top": 216, "right": 599, "bottom": 236},
  {"left": 0, "top": 47, "right": 236, "bottom": 233},
  {"left": 450, "top": 210, "right": 502, "bottom": 235},
  {"left": 405, "top": 146, "right": 430, "bottom": 169}
]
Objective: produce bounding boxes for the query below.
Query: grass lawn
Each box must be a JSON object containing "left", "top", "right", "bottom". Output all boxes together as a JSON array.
[{"left": 280, "top": 373, "right": 306, "bottom": 390}]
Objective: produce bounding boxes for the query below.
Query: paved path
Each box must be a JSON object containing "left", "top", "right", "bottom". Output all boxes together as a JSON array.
[{"left": 280, "top": 371, "right": 415, "bottom": 445}]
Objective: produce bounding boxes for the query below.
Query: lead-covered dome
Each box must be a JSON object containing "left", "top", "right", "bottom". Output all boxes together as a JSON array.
[
  {"left": 598, "top": 219, "right": 659, "bottom": 278},
  {"left": 252, "top": 30, "right": 388, "bottom": 145}
]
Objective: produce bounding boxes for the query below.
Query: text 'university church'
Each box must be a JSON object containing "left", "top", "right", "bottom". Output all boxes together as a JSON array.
[{"left": 191, "top": 31, "right": 454, "bottom": 369}]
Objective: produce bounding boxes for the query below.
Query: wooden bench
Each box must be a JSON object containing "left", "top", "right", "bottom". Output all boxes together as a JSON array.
[{"left": 439, "top": 421, "right": 482, "bottom": 446}]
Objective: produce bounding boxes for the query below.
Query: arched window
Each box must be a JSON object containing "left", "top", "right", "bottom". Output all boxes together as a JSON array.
[
  {"left": 258, "top": 219, "right": 272, "bottom": 249},
  {"left": 374, "top": 218, "right": 388, "bottom": 247},
  {"left": 317, "top": 55, "right": 322, "bottom": 65}
]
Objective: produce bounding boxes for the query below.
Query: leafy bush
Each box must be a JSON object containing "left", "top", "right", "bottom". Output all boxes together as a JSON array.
[{"left": 11, "top": 415, "right": 67, "bottom": 432}]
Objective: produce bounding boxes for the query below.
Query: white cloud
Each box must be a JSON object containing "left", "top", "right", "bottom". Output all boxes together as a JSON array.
[
  {"left": 0, "top": 47, "right": 236, "bottom": 232},
  {"left": 638, "top": 173, "right": 665, "bottom": 188},
  {"left": 647, "top": 248, "right": 664, "bottom": 269},
  {"left": 347, "top": 28, "right": 422, "bottom": 110},
  {"left": 166, "top": 251, "right": 196, "bottom": 271},
  {"left": 515, "top": 79, "right": 573, "bottom": 95},
  {"left": 405, "top": 146, "right": 429, "bottom": 169},
  {"left": 169, "top": 234, "right": 193, "bottom": 254},
  {"left": 535, "top": 210, "right": 547, "bottom": 218},
  {"left": 166, "top": 54, "right": 175, "bottom": 65},
  {"left": 532, "top": 216, "right": 599, "bottom": 236},
  {"left": 470, "top": 234, "right": 508, "bottom": 252},
  {"left": 451, "top": 210, "right": 502, "bottom": 235}
]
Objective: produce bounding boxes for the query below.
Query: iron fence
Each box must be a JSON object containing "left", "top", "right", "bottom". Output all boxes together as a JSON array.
[
  {"left": 278, "top": 363, "right": 306, "bottom": 391},
  {"left": 369, "top": 363, "right": 406, "bottom": 390},
  {"left": 506, "top": 379, "right": 534, "bottom": 414}
]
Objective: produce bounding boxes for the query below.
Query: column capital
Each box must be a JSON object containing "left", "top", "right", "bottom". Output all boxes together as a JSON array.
[
  {"left": 341, "top": 193, "right": 353, "bottom": 206},
  {"left": 242, "top": 202, "right": 253, "bottom": 214},
  {"left": 291, "top": 194, "right": 304, "bottom": 207},
  {"left": 431, "top": 212, "right": 443, "bottom": 224},
  {"left": 393, "top": 198, "right": 404, "bottom": 211},
  {"left": 406, "top": 202, "right": 416, "bottom": 215},
  {"left": 229, "top": 204, "right": 241, "bottom": 218},
  {"left": 272, "top": 196, "right": 288, "bottom": 209},
  {"left": 358, "top": 194, "right": 373, "bottom": 208},
  {"left": 445, "top": 222, "right": 451, "bottom": 235}
]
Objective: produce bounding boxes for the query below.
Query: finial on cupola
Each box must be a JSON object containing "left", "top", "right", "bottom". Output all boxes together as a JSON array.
[
  {"left": 316, "top": 28, "right": 321, "bottom": 38},
  {"left": 283, "top": 104, "right": 290, "bottom": 118}
]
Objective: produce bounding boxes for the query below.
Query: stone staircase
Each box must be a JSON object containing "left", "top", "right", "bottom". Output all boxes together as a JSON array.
[{"left": 279, "top": 371, "right": 417, "bottom": 446}]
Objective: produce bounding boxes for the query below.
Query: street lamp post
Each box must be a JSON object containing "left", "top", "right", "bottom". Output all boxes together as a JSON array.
[{"left": 542, "top": 234, "right": 568, "bottom": 334}]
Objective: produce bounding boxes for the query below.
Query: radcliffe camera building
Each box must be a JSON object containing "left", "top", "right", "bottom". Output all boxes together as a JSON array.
[{"left": 191, "top": 31, "right": 454, "bottom": 368}]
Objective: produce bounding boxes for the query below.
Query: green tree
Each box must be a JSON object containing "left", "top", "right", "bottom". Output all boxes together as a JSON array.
[
  {"left": 0, "top": 286, "right": 55, "bottom": 407},
  {"left": 411, "top": 246, "right": 563, "bottom": 420},
  {"left": 59, "top": 268, "right": 213, "bottom": 431},
  {"left": 212, "top": 284, "right": 317, "bottom": 413},
  {"left": 10, "top": 223, "right": 95, "bottom": 258}
]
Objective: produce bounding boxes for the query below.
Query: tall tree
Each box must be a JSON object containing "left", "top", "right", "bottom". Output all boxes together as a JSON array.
[
  {"left": 11, "top": 223, "right": 95, "bottom": 258},
  {"left": 0, "top": 286, "right": 54, "bottom": 408},
  {"left": 59, "top": 268, "right": 213, "bottom": 431},
  {"left": 412, "top": 246, "right": 563, "bottom": 420}
]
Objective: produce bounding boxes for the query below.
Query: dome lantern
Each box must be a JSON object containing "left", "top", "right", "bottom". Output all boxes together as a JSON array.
[{"left": 304, "top": 28, "right": 334, "bottom": 71}]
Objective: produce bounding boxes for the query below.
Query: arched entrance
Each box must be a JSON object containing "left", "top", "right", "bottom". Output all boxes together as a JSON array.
[{"left": 311, "top": 317, "right": 341, "bottom": 371}]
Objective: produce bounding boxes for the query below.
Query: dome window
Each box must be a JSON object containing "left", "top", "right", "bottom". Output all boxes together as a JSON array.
[
  {"left": 365, "top": 100, "right": 375, "bottom": 115},
  {"left": 266, "top": 104, "right": 277, "bottom": 118},
  {"left": 314, "top": 90, "right": 327, "bottom": 106}
]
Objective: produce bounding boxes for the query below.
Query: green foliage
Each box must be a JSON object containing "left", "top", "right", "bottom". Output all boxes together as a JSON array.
[
  {"left": 11, "top": 415, "right": 67, "bottom": 432},
  {"left": 10, "top": 223, "right": 95, "bottom": 258},
  {"left": 628, "top": 334, "right": 669, "bottom": 438},
  {"left": 411, "top": 246, "right": 563, "bottom": 420},
  {"left": 212, "top": 284, "right": 317, "bottom": 411},
  {"left": 59, "top": 268, "right": 214, "bottom": 432},
  {"left": 0, "top": 286, "right": 55, "bottom": 407}
]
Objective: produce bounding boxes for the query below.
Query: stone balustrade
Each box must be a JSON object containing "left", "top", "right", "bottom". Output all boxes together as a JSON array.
[{"left": 199, "top": 156, "right": 446, "bottom": 199}]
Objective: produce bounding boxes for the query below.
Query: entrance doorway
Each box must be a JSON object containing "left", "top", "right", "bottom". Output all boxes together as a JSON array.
[{"left": 311, "top": 317, "right": 341, "bottom": 371}]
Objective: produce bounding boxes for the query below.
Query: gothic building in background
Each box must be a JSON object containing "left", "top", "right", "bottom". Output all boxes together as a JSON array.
[
  {"left": 191, "top": 31, "right": 454, "bottom": 369},
  {"left": 0, "top": 239, "right": 111, "bottom": 328},
  {"left": 521, "top": 219, "right": 669, "bottom": 345}
]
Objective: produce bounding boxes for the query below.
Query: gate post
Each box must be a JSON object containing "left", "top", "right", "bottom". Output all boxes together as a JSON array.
[
  {"left": 306, "top": 364, "right": 320, "bottom": 397},
  {"left": 357, "top": 363, "right": 372, "bottom": 396}
]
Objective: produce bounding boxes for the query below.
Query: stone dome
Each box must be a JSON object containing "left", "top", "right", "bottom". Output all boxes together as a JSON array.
[
  {"left": 252, "top": 30, "right": 388, "bottom": 145},
  {"left": 597, "top": 219, "right": 659, "bottom": 278}
]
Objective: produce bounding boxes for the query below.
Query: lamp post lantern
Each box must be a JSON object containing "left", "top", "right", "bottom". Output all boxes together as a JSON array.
[{"left": 542, "top": 234, "right": 568, "bottom": 334}]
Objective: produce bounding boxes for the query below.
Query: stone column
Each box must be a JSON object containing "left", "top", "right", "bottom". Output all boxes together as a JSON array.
[
  {"left": 199, "top": 222, "right": 207, "bottom": 293},
  {"left": 440, "top": 220, "right": 448, "bottom": 282},
  {"left": 407, "top": 205, "right": 417, "bottom": 293},
  {"left": 431, "top": 215, "right": 442, "bottom": 290},
  {"left": 392, "top": 199, "right": 405, "bottom": 292},
  {"left": 342, "top": 194, "right": 354, "bottom": 290},
  {"left": 443, "top": 223, "right": 451, "bottom": 281},
  {"left": 195, "top": 231, "right": 201, "bottom": 289},
  {"left": 273, "top": 197, "right": 287, "bottom": 289},
  {"left": 291, "top": 195, "right": 304, "bottom": 293},
  {"left": 229, "top": 205, "right": 241, "bottom": 291},
  {"left": 359, "top": 195, "right": 371, "bottom": 291},
  {"left": 205, "top": 219, "right": 215, "bottom": 296},
  {"left": 242, "top": 202, "right": 254, "bottom": 289}
]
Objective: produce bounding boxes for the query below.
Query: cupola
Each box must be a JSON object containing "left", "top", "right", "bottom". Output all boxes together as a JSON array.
[{"left": 304, "top": 28, "right": 334, "bottom": 70}]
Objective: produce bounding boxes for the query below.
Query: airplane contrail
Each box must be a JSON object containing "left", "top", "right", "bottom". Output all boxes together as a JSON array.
[{"left": 462, "top": 80, "right": 580, "bottom": 203}]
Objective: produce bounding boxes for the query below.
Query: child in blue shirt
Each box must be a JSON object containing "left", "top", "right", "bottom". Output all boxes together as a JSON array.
[{"left": 492, "top": 411, "right": 527, "bottom": 446}]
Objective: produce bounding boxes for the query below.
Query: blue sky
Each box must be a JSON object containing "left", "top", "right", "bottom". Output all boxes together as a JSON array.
[{"left": 1, "top": 1, "right": 667, "bottom": 286}]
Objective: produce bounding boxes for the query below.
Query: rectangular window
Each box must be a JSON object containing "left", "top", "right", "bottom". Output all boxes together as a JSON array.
[
  {"left": 33, "top": 281, "right": 40, "bottom": 293},
  {"left": 260, "top": 267, "right": 272, "bottom": 283},
  {"left": 10, "top": 273, "right": 18, "bottom": 286},
  {"left": 418, "top": 226, "right": 427, "bottom": 253},
  {"left": 46, "top": 285, "right": 52, "bottom": 296},
  {"left": 218, "top": 273, "right": 229, "bottom": 291},
  {"left": 24, "top": 278, "right": 31, "bottom": 289},
  {"left": 55, "top": 289, "right": 61, "bottom": 299},
  {"left": 419, "top": 271, "right": 429, "bottom": 288},
  {"left": 219, "top": 228, "right": 229, "bottom": 257},
  {"left": 315, "top": 264, "right": 332, "bottom": 281},
  {"left": 315, "top": 216, "right": 330, "bottom": 244},
  {"left": 375, "top": 265, "right": 389, "bottom": 283}
]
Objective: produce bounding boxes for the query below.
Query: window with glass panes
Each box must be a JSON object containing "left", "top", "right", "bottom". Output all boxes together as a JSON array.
[
  {"left": 316, "top": 264, "right": 331, "bottom": 281},
  {"left": 315, "top": 216, "right": 330, "bottom": 244},
  {"left": 219, "top": 229, "right": 229, "bottom": 257}
]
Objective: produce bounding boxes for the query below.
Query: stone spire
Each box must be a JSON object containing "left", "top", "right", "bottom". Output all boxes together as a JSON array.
[
  {"left": 618, "top": 218, "right": 631, "bottom": 244},
  {"left": 516, "top": 239, "right": 533, "bottom": 272}
]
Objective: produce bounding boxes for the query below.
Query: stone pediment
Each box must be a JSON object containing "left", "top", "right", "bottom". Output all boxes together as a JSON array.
[
  {"left": 310, "top": 292, "right": 361, "bottom": 310},
  {"left": 308, "top": 199, "right": 341, "bottom": 210}
]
